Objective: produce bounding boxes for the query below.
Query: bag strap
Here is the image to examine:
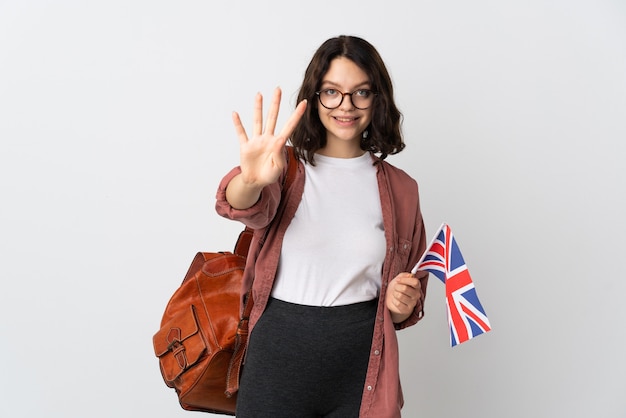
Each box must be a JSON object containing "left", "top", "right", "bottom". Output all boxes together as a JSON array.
[
  {"left": 226, "top": 145, "right": 298, "bottom": 397},
  {"left": 233, "top": 228, "right": 253, "bottom": 258}
]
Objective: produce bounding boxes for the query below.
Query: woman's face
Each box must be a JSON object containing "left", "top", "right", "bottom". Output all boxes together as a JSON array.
[{"left": 317, "top": 57, "right": 373, "bottom": 153}]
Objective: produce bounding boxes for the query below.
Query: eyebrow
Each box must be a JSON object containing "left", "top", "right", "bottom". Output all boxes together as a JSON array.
[{"left": 320, "top": 80, "right": 371, "bottom": 90}]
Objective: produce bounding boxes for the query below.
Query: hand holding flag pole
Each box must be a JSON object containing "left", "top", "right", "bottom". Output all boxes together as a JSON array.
[{"left": 412, "top": 223, "right": 492, "bottom": 347}]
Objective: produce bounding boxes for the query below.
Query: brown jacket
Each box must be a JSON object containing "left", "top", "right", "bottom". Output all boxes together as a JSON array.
[{"left": 215, "top": 149, "right": 429, "bottom": 417}]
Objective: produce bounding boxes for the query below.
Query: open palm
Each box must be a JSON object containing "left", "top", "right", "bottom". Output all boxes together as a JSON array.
[{"left": 232, "top": 87, "right": 307, "bottom": 189}]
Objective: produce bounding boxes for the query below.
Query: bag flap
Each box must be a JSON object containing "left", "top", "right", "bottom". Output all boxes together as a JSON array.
[{"left": 153, "top": 305, "right": 207, "bottom": 382}]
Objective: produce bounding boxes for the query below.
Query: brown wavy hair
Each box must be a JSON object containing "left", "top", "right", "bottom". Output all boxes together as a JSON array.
[{"left": 290, "top": 35, "right": 405, "bottom": 165}]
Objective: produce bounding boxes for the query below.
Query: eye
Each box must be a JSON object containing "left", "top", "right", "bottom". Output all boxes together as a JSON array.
[
  {"left": 354, "top": 89, "right": 371, "bottom": 98},
  {"left": 323, "top": 89, "right": 338, "bottom": 96}
]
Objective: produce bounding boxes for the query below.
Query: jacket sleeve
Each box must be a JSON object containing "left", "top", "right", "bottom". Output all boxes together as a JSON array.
[
  {"left": 393, "top": 178, "right": 429, "bottom": 331},
  {"left": 394, "top": 221, "right": 429, "bottom": 330},
  {"left": 215, "top": 166, "right": 282, "bottom": 230}
]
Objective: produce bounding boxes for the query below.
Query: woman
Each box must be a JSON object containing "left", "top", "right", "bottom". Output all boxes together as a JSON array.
[{"left": 216, "top": 35, "right": 429, "bottom": 418}]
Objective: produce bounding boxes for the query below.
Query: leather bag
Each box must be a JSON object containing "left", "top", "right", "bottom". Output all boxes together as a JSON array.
[{"left": 153, "top": 147, "right": 297, "bottom": 415}]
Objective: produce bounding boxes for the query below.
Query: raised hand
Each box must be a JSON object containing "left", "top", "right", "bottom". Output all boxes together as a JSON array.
[{"left": 226, "top": 87, "right": 307, "bottom": 209}]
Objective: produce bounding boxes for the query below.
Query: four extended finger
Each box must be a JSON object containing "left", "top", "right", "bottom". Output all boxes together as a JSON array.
[
  {"left": 278, "top": 99, "right": 308, "bottom": 140},
  {"left": 231, "top": 111, "right": 249, "bottom": 145},
  {"left": 235, "top": 91, "right": 307, "bottom": 149},
  {"left": 264, "top": 87, "right": 282, "bottom": 135},
  {"left": 252, "top": 92, "right": 264, "bottom": 137}
]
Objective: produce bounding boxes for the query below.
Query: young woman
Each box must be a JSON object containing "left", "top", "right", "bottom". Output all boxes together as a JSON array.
[{"left": 216, "top": 35, "right": 429, "bottom": 418}]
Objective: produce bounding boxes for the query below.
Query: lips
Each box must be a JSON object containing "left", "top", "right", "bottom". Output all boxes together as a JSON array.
[{"left": 334, "top": 116, "right": 359, "bottom": 123}]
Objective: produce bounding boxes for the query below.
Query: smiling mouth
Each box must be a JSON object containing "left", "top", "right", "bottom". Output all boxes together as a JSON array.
[{"left": 334, "top": 116, "right": 358, "bottom": 122}]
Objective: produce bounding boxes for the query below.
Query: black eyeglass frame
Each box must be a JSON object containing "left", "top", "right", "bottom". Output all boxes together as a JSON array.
[{"left": 314, "top": 89, "right": 378, "bottom": 110}]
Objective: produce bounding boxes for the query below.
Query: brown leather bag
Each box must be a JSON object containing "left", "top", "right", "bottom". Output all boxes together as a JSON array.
[
  {"left": 153, "top": 147, "right": 297, "bottom": 415},
  {"left": 153, "top": 229, "right": 252, "bottom": 414}
]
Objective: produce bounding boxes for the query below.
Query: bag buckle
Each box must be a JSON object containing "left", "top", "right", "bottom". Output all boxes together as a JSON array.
[{"left": 166, "top": 328, "right": 188, "bottom": 370}]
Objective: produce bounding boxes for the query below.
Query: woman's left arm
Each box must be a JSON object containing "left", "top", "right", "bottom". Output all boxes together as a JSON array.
[{"left": 386, "top": 177, "right": 429, "bottom": 327}]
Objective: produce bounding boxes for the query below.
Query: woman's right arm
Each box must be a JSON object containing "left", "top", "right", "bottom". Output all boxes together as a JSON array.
[
  {"left": 225, "top": 174, "right": 265, "bottom": 210},
  {"left": 225, "top": 87, "right": 307, "bottom": 210}
]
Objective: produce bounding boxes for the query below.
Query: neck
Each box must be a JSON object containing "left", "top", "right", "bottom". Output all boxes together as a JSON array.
[{"left": 318, "top": 140, "right": 365, "bottom": 159}]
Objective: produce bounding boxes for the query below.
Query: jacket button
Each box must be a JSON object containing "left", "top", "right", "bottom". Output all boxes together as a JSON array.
[
  {"left": 367, "top": 385, "right": 373, "bottom": 391},
  {"left": 374, "top": 350, "right": 380, "bottom": 355}
]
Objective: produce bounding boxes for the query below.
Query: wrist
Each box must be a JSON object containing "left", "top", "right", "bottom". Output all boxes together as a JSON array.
[
  {"left": 390, "top": 310, "right": 411, "bottom": 324},
  {"left": 226, "top": 174, "right": 264, "bottom": 210}
]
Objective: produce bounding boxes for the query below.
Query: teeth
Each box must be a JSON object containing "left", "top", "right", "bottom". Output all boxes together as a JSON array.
[{"left": 336, "top": 117, "right": 354, "bottom": 122}]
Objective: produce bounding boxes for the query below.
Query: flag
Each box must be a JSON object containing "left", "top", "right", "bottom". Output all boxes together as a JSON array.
[{"left": 412, "top": 223, "right": 491, "bottom": 346}]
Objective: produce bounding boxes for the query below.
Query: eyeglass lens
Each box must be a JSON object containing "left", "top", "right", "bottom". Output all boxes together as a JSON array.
[{"left": 317, "top": 89, "right": 375, "bottom": 110}]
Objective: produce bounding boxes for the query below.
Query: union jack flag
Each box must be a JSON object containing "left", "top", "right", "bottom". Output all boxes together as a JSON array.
[{"left": 412, "top": 223, "right": 491, "bottom": 346}]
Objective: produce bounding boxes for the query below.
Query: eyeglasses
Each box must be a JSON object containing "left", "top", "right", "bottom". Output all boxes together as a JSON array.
[{"left": 315, "top": 88, "right": 377, "bottom": 110}]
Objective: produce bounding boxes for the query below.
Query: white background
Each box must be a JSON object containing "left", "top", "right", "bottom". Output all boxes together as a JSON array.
[{"left": 1, "top": 1, "right": 625, "bottom": 417}]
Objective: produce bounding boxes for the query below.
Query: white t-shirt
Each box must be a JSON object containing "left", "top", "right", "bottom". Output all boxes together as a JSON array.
[{"left": 271, "top": 152, "right": 386, "bottom": 306}]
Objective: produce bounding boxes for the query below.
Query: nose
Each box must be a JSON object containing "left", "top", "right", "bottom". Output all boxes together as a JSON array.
[{"left": 338, "top": 92, "right": 356, "bottom": 110}]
